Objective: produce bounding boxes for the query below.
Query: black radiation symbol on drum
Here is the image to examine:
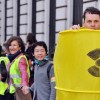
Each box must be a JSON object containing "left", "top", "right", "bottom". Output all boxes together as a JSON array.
[{"left": 87, "top": 49, "right": 100, "bottom": 77}]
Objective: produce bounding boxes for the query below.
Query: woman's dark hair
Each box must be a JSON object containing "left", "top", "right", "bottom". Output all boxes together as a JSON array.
[
  {"left": 26, "top": 33, "right": 37, "bottom": 45},
  {"left": 83, "top": 7, "right": 100, "bottom": 20},
  {"left": 7, "top": 36, "right": 25, "bottom": 53},
  {"left": 32, "top": 41, "right": 48, "bottom": 54}
]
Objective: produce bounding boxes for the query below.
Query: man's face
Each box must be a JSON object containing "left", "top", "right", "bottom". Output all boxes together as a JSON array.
[{"left": 83, "top": 13, "right": 100, "bottom": 30}]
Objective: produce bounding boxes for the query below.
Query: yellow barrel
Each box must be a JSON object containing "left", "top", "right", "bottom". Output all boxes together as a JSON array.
[{"left": 54, "top": 29, "right": 100, "bottom": 100}]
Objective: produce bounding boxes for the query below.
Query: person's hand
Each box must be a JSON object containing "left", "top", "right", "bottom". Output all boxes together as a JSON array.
[
  {"left": 70, "top": 24, "right": 80, "bottom": 30},
  {"left": 22, "top": 86, "right": 29, "bottom": 95}
]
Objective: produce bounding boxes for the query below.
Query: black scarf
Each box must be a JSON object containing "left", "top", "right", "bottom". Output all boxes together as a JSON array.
[{"left": 8, "top": 50, "right": 22, "bottom": 62}]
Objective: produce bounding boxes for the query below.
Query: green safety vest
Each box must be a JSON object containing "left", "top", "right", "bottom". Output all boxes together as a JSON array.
[
  {"left": 9, "top": 55, "right": 30, "bottom": 94},
  {"left": 0, "top": 56, "right": 9, "bottom": 66},
  {"left": 0, "top": 57, "right": 9, "bottom": 95},
  {"left": 0, "top": 81, "right": 8, "bottom": 95}
]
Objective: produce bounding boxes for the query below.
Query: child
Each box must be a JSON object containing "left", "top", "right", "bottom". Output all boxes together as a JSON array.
[{"left": 23, "top": 41, "right": 56, "bottom": 100}]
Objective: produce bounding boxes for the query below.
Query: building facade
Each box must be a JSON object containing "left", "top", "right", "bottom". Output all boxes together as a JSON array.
[{"left": 0, "top": 0, "right": 100, "bottom": 58}]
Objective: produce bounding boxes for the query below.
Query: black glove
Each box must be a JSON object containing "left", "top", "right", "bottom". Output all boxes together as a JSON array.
[{"left": 0, "top": 61, "right": 7, "bottom": 82}]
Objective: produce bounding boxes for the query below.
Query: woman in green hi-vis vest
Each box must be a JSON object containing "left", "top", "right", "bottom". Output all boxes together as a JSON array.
[{"left": 6, "top": 36, "right": 30, "bottom": 100}]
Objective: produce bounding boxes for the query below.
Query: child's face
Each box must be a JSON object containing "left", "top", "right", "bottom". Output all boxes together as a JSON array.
[{"left": 33, "top": 46, "right": 47, "bottom": 60}]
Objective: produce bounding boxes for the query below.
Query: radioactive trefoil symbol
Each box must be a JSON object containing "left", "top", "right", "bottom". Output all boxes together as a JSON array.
[{"left": 87, "top": 49, "right": 100, "bottom": 77}]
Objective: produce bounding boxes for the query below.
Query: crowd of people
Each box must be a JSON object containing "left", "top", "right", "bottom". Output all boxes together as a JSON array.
[
  {"left": 0, "top": 33, "right": 56, "bottom": 100},
  {"left": 0, "top": 6, "right": 100, "bottom": 100}
]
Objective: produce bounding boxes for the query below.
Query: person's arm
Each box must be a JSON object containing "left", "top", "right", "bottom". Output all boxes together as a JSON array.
[
  {"left": 49, "top": 66, "right": 56, "bottom": 100},
  {"left": 29, "top": 82, "right": 34, "bottom": 92},
  {"left": 18, "top": 57, "right": 29, "bottom": 86}
]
